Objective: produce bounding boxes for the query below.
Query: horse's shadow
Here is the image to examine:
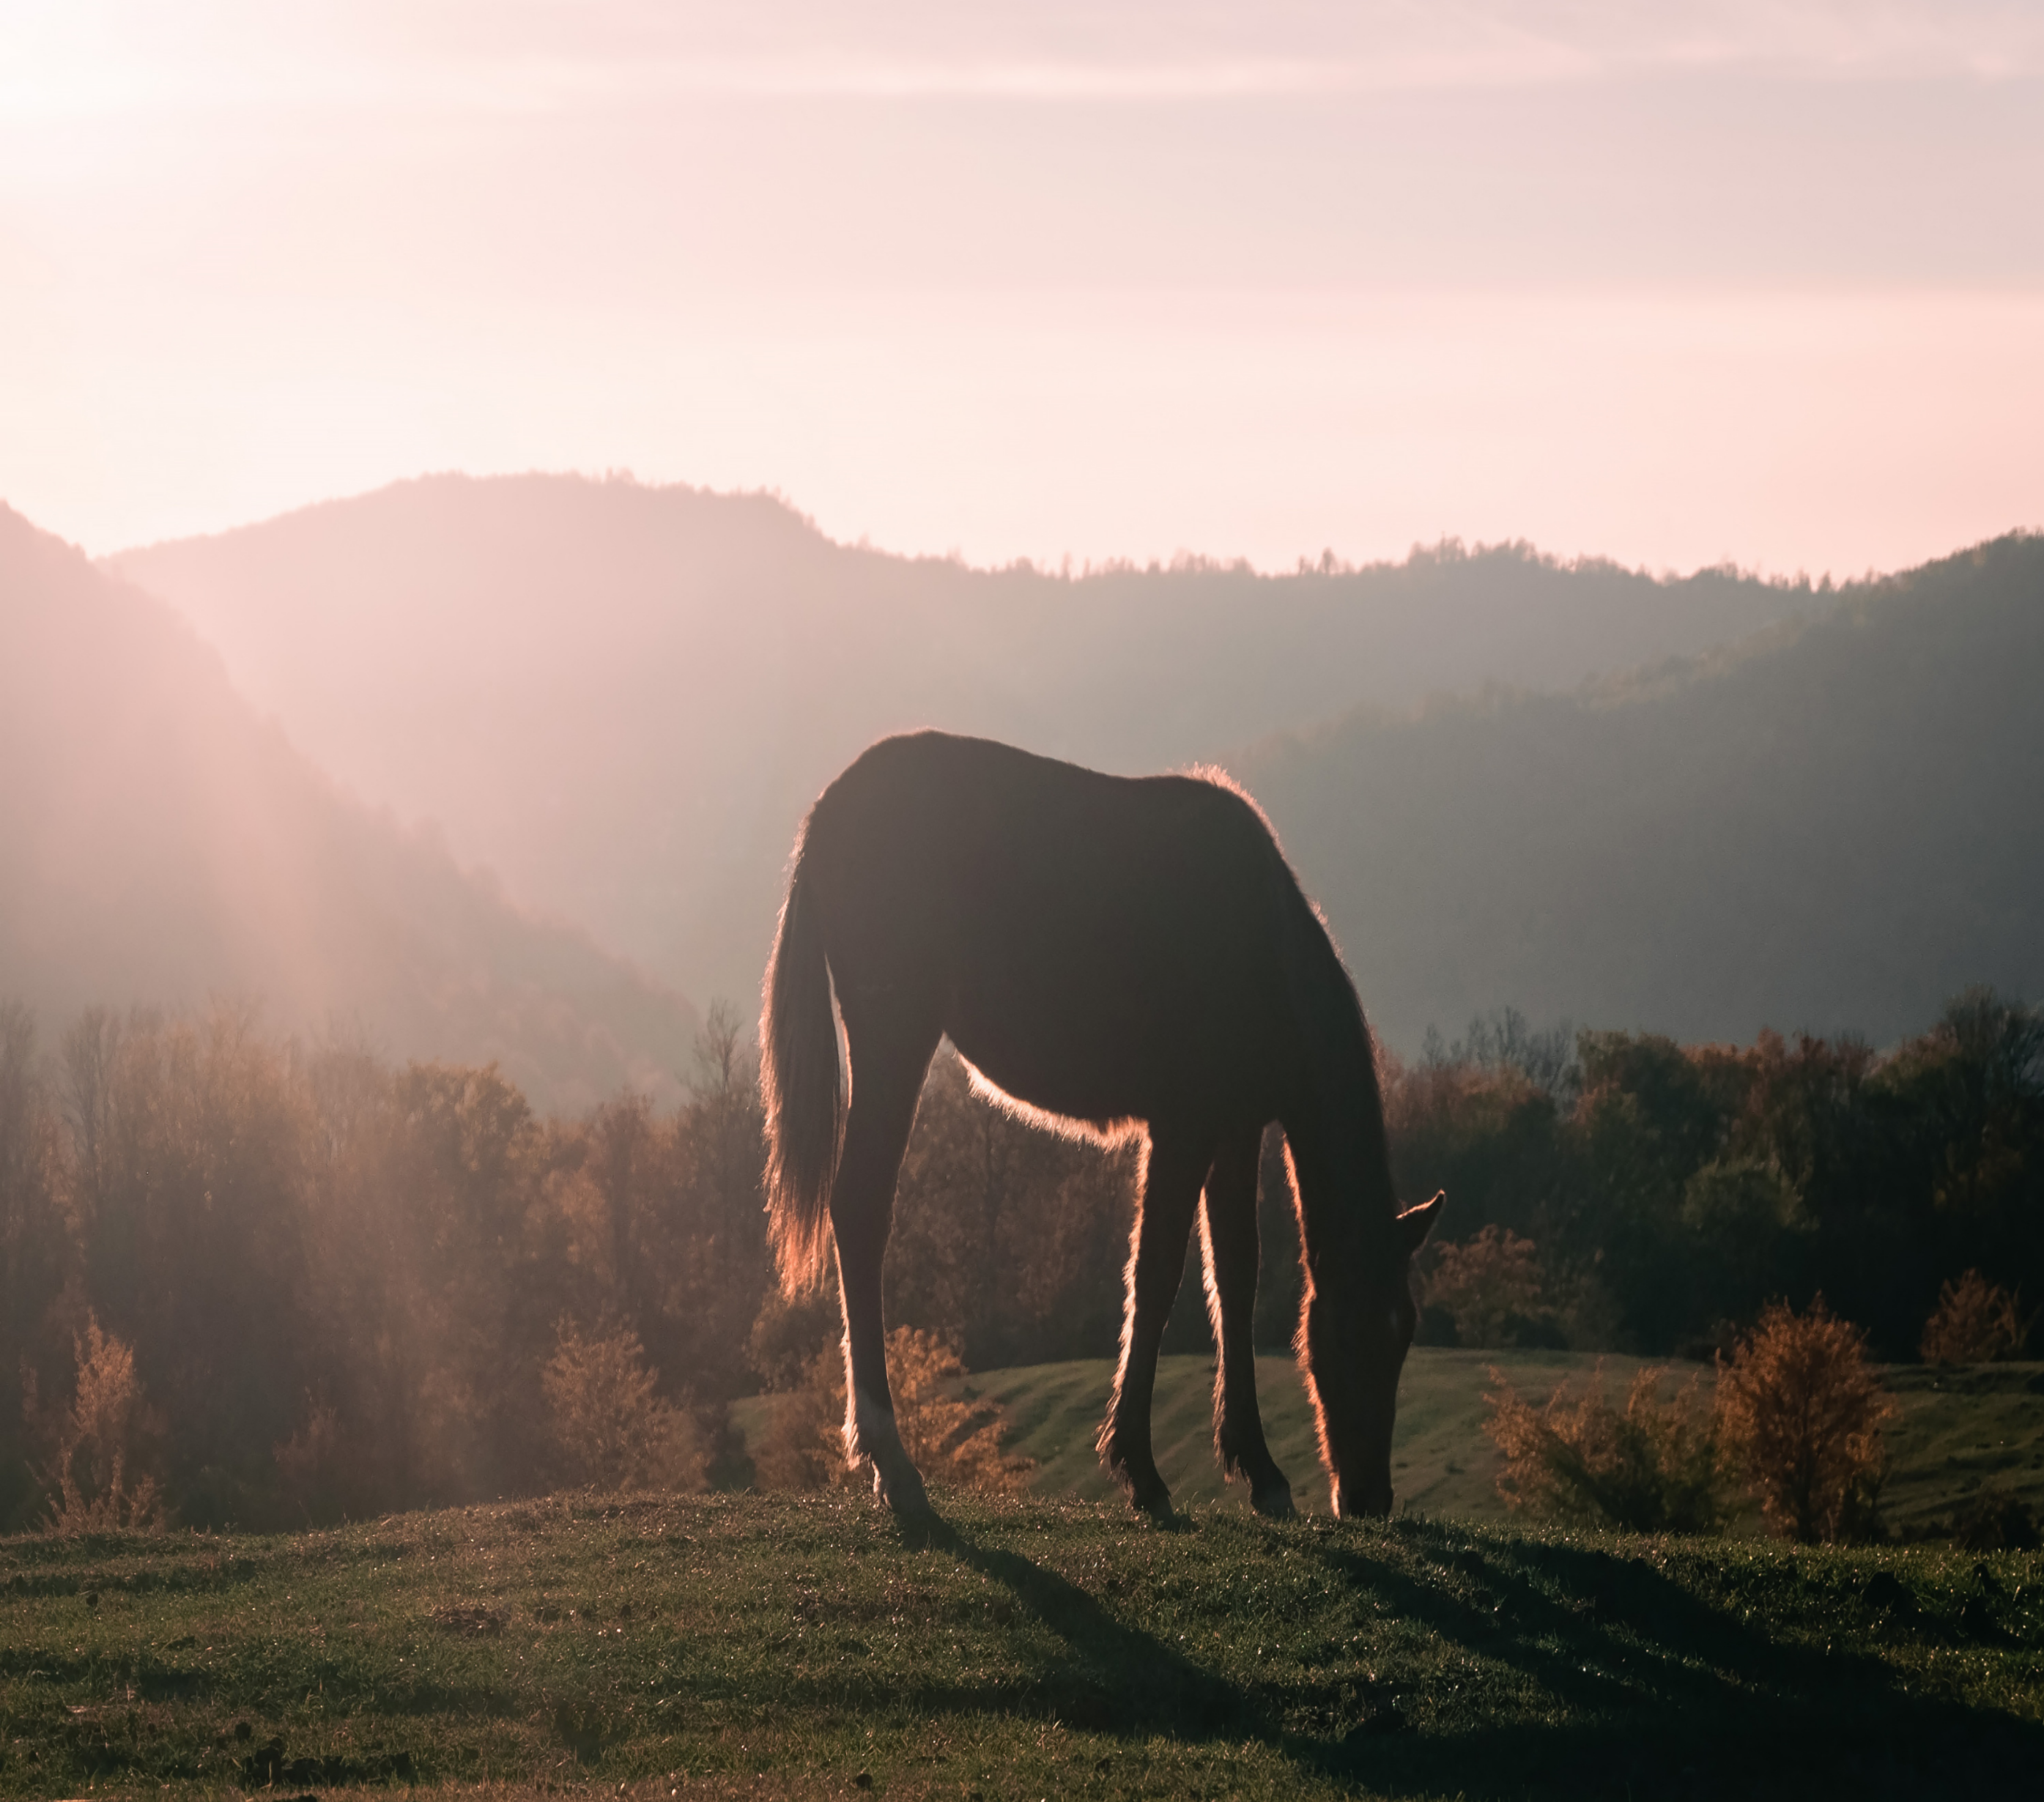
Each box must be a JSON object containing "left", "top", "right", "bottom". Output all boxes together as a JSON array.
[
  {"left": 890, "top": 1511, "right": 2042, "bottom": 1799},
  {"left": 896, "top": 1513, "right": 1247, "bottom": 1733}
]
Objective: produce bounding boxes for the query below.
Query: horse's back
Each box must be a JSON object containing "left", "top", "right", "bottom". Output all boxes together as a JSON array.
[{"left": 803, "top": 732, "right": 1306, "bottom": 1125}]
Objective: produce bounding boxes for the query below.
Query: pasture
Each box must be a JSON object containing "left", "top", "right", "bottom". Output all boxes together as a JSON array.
[
  {"left": 4, "top": 1483, "right": 2041, "bottom": 1800},
  {"left": 741, "top": 1347, "right": 2044, "bottom": 1533}
]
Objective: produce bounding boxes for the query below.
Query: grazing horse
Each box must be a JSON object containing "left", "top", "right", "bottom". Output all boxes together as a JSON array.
[{"left": 760, "top": 731, "right": 1442, "bottom": 1521}]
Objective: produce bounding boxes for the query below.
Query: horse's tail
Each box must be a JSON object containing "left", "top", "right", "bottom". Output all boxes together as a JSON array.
[{"left": 760, "top": 828, "right": 843, "bottom": 1294}]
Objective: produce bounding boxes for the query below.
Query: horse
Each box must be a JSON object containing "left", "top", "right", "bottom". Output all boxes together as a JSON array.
[{"left": 760, "top": 730, "right": 1442, "bottom": 1521}]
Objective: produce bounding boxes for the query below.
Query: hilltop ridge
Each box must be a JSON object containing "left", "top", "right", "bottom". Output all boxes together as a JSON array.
[
  {"left": 111, "top": 472, "right": 1823, "bottom": 1012},
  {"left": 1242, "top": 533, "right": 2044, "bottom": 1047}
]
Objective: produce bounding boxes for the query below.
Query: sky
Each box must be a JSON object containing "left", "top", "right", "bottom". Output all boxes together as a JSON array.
[{"left": 4, "top": 1, "right": 2042, "bottom": 575}]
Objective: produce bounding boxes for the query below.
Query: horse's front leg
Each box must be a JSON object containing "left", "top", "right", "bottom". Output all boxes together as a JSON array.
[
  {"left": 1098, "top": 1130, "right": 1211, "bottom": 1521},
  {"left": 1201, "top": 1126, "right": 1294, "bottom": 1519}
]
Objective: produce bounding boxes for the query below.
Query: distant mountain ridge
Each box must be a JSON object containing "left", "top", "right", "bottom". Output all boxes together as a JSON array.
[
  {"left": 1240, "top": 533, "right": 2044, "bottom": 1048},
  {"left": 0, "top": 505, "right": 698, "bottom": 1113},
  {"left": 108, "top": 472, "right": 1822, "bottom": 1012}
]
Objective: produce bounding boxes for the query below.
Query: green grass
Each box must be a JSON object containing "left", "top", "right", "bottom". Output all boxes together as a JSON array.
[
  {"left": 728, "top": 1348, "right": 1580, "bottom": 1524},
  {"left": 10, "top": 1354, "right": 2041, "bottom": 1799},
  {"left": 971, "top": 1349, "right": 1549, "bottom": 1520},
  {"left": 4, "top": 1491, "right": 2041, "bottom": 1801},
  {"left": 1882, "top": 1364, "right": 2044, "bottom": 1530},
  {"left": 959, "top": 1349, "right": 2044, "bottom": 1532}
]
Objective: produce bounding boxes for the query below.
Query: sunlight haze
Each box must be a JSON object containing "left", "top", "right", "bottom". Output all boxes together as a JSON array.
[{"left": 5, "top": 1, "right": 2040, "bottom": 572}]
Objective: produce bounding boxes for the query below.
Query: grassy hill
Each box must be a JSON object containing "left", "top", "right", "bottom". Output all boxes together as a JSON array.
[
  {"left": 0, "top": 504, "right": 699, "bottom": 1113},
  {"left": 966, "top": 1349, "right": 2044, "bottom": 1537},
  {"left": 108, "top": 475, "right": 1817, "bottom": 1016},
  {"left": 2, "top": 1492, "right": 2037, "bottom": 1801}
]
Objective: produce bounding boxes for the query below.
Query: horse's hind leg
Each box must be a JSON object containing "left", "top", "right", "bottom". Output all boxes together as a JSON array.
[
  {"left": 1201, "top": 1126, "right": 1294, "bottom": 1519},
  {"left": 832, "top": 1000, "right": 941, "bottom": 1517},
  {"left": 1099, "top": 1129, "right": 1212, "bottom": 1521}
]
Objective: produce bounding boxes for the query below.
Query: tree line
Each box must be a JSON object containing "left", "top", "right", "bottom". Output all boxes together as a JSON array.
[
  {"left": 1, "top": 987, "right": 2036, "bottom": 1530},
  {"left": 1392, "top": 990, "right": 2043, "bottom": 1361}
]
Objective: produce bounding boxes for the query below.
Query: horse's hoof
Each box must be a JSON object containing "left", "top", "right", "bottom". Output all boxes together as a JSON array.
[
  {"left": 1130, "top": 1483, "right": 1180, "bottom": 1527},
  {"left": 875, "top": 1464, "right": 934, "bottom": 1520},
  {"left": 1251, "top": 1483, "right": 1296, "bottom": 1521}
]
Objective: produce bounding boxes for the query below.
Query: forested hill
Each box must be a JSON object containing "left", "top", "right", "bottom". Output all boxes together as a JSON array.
[
  {"left": 1242, "top": 533, "right": 2044, "bottom": 1050},
  {"left": 0, "top": 505, "right": 697, "bottom": 1111},
  {"left": 108, "top": 473, "right": 1817, "bottom": 1012}
]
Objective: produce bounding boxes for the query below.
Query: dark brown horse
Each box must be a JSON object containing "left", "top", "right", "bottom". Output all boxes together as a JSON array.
[{"left": 760, "top": 731, "right": 1441, "bottom": 1520}]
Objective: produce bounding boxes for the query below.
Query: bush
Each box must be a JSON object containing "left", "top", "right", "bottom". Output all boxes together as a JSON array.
[
  {"left": 32, "top": 1314, "right": 166, "bottom": 1535},
  {"left": 541, "top": 1321, "right": 707, "bottom": 1494},
  {"left": 752, "top": 1327, "right": 1034, "bottom": 1495},
  {"left": 1716, "top": 1297, "right": 1894, "bottom": 1543},
  {"left": 1424, "top": 1226, "right": 1558, "bottom": 1349},
  {"left": 1919, "top": 1269, "right": 2032, "bottom": 1362},
  {"left": 751, "top": 1347, "right": 847, "bottom": 1492},
  {"left": 1483, "top": 1362, "right": 1728, "bottom": 1533}
]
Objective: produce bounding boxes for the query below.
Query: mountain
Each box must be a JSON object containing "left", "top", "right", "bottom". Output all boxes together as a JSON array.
[
  {"left": 0, "top": 505, "right": 698, "bottom": 1112},
  {"left": 1239, "top": 534, "right": 2044, "bottom": 1049},
  {"left": 108, "top": 473, "right": 1818, "bottom": 1011}
]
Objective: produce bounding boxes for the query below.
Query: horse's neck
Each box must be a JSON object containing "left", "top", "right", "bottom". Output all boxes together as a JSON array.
[
  {"left": 1274, "top": 884, "right": 1399, "bottom": 1226},
  {"left": 1284, "top": 987, "right": 1400, "bottom": 1239}
]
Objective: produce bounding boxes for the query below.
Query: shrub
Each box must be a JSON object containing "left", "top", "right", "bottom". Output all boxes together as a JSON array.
[
  {"left": 1715, "top": 1297, "right": 1894, "bottom": 1543},
  {"left": 886, "top": 1327, "right": 1036, "bottom": 1491},
  {"left": 751, "top": 1347, "right": 847, "bottom": 1492},
  {"left": 752, "top": 1326, "right": 1034, "bottom": 1495},
  {"left": 1424, "top": 1226, "right": 1555, "bottom": 1349},
  {"left": 541, "top": 1320, "right": 707, "bottom": 1494},
  {"left": 1483, "top": 1362, "right": 1728, "bottom": 1533},
  {"left": 32, "top": 1314, "right": 166, "bottom": 1535},
  {"left": 1919, "top": 1269, "right": 2032, "bottom": 1362}
]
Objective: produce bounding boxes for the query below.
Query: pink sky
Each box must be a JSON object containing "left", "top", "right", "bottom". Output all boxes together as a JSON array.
[{"left": 4, "top": 1, "right": 2040, "bottom": 574}]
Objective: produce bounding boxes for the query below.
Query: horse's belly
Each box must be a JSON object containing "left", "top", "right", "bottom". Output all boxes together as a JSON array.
[
  {"left": 944, "top": 979, "right": 1257, "bottom": 1132},
  {"left": 946, "top": 1026, "right": 1139, "bottom": 1129}
]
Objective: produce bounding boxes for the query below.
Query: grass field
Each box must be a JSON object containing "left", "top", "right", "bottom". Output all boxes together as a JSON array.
[
  {"left": 741, "top": 1347, "right": 2044, "bottom": 1532},
  {"left": 7, "top": 1354, "right": 2041, "bottom": 1800},
  {"left": 4, "top": 1490, "right": 2042, "bottom": 1801}
]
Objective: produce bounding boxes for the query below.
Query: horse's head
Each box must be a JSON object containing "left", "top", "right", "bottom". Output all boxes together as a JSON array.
[{"left": 1304, "top": 1189, "right": 1444, "bottom": 1519}]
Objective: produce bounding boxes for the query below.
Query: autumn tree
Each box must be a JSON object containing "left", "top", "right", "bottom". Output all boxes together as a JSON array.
[
  {"left": 0, "top": 1003, "right": 73, "bottom": 1526},
  {"left": 61, "top": 1004, "right": 318, "bottom": 1524},
  {"left": 32, "top": 1313, "right": 166, "bottom": 1534},
  {"left": 886, "top": 1050, "right": 1134, "bottom": 1368},
  {"left": 1919, "top": 1269, "right": 2032, "bottom": 1362},
  {"left": 1716, "top": 1297, "right": 1894, "bottom": 1543},
  {"left": 541, "top": 1319, "right": 706, "bottom": 1493},
  {"left": 1423, "top": 1226, "right": 1553, "bottom": 1348},
  {"left": 1678, "top": 1157, "right": 1809, "bottom": 1331}
]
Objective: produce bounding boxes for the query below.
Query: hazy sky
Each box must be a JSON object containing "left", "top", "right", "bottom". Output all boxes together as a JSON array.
[{"left": 5, "top": 1, "right": 2041, "bottom": 573}]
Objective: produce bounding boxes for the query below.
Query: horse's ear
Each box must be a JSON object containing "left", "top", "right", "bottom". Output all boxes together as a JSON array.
[{"left": 1395, "top": 1191, "right": 1445, "bottom": 1255}]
